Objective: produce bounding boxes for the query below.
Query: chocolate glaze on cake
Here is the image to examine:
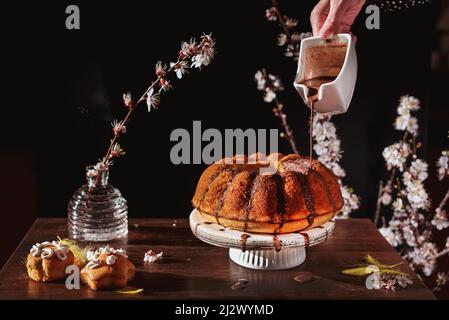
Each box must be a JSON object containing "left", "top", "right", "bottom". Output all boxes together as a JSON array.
[{"left": 192, "top": 153, "right": 343, "bottom": 234}]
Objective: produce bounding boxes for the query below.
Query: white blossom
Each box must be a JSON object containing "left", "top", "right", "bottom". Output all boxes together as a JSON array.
[
  {"left": 291, "top": 32, "right": 312, "bottom": 43},
  {"left": 339, "top": 184, "right": 360, "bottom": 217},
  {"left": 146, "top": 88, "right": 160, "bottom": 112},
  {"left": 409, "top": 159, "right": 428, "bottom": 182},
  {"left": 437, "top": 150, "right": 449, "bottom": 180},
  {"left": 406, "top": 116, "right": 418, "bottom": 134},
  {"left": 406, "top": 181, "right": 429, "bottom": 210},
  {"left": 379, "top": 225, "right": 400, "bottom": 247},
  {"left": 265, "top": 7, "right": 277, "bottom": 21},
  {"left": 381, "top": 192, "right": 392, "bottom": 206},
  {"left": 399, "top": 95, "right": 420, "bottom": 112},
  {"left": 264, "top": 89, "right": 276, "bottom": 103},
  {"left": 254, "top": 70, "right": 266, "bottom": 90},
  {"left": 435, "top": 272, "right": 449, "bottom": 289},
  {"left": 431, "top": 208, "right": 449, "bottom": 230},
  {"left": 277, "top": 33, "right": 287, "bottom": 46},
  {"left": 402, "top": 225, "right": 417, "bottom": 247},
  {"left": 284, "top": 18, "right": 298, "bottom": 28},
  {"left": 394, "top": 113, "right": 410, "bottom": 131},
  {"left": 170, "top": 60, "right": 189, "bottom": 79},
  {"left": 382, "top": 142, "right": 410, "bottom": 171},
  {"left": 155, "top": 61, "right": 166, "bottom": 77},
  {"left": 406, "top": 243, "right": 437, "bottom": 276},
  {"left": 392, "top": 198, "right": 404, "bottom": 211},
  {"left": 330, "top": 163, "right": 346, "bottom": 178}
]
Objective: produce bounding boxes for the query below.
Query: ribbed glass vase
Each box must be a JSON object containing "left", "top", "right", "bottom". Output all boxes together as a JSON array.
[{"left": 67, "top": 166, "right": 128, "bottom": 241}]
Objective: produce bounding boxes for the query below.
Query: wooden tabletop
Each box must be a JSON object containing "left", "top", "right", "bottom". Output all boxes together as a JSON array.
[{"left": 0, "top": 218, "right": 435, "bottom": 300}]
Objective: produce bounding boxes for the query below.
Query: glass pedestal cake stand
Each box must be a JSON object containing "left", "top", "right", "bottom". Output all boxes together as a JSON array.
[{"left": 189, "top": 209, "right": 336, "bottom": 270}]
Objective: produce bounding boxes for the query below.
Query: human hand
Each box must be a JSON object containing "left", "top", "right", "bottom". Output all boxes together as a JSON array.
[{"left": 310, "top": 0, "right": 366, "bottom": 37}]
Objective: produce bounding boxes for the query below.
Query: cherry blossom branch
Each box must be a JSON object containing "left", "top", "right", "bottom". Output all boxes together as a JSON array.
[
  {"left": 265, "top": 0, "right": 311, "bottom": 59},
  {"left": 378, "top": 96, "right": 449, "bottom": 291},
  {"left": 89, "top": 34, "right": 215, "bottom": 189},
  {"left": 270, "top": 0, "right": 293, "bottom": 44},
  {"left": 100, "top": 63, "right": 177, "bottom": 166}
]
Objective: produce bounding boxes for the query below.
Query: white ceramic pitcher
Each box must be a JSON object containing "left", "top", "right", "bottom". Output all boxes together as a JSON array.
[{"left": 293, "top": 33, "right": 357, "bottom": 115}]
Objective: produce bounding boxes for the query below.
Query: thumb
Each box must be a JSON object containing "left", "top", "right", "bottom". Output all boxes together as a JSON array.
[{"left": 319, "top": 0, "right": 346, "bottom": 37}]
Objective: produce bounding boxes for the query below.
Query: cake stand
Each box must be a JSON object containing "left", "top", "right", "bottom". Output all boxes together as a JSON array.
[{"left": 189, "top": 209, "right": 335, "bottom": 270}]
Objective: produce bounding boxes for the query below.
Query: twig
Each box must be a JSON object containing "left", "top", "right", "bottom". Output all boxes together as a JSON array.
[
  {"left": 374, "top": 180, "right": 384, "bottom": 227},
  {"left": 273, "top": 98, "right": 299, "bottom": 154},
  {"left": 271, "top": 0, "right": 293, "bottom": 44},
  {"left": 437, "top": 187, "right": 449, "bottom": 211}
]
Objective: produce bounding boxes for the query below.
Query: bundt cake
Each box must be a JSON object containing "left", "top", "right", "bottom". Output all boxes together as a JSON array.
[{"left": 192, "top": 153, "right": 343, "bottom": 234}]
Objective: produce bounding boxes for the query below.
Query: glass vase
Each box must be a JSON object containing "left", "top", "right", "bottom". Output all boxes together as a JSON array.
[{"left": 67, "top": 166, "right": 128, "bottom": 241}]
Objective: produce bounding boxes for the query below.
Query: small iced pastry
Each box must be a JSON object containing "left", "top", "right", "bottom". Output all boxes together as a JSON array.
[
  {"left": 80, "top": 246, "right": 135, "bottom": 291},
  {"left": 26, "top": 240, "right": 74, "bottom": 282}
]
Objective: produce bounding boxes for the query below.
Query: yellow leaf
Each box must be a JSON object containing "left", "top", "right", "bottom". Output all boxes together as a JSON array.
[
  {"left": 58, "top": 237, "right": 91, "bottom": 266},
  {"left": 116, "top": 288, "right": 144, "bottom": 295},
  {"left": 366, "top": 254, "right": 403, "bottom": 269},
  {"left": 341, "top": 267, "right": 372, "bottom": 276},
  {"left": 379, "top": 269, "right": 408, "bottom": 276}
]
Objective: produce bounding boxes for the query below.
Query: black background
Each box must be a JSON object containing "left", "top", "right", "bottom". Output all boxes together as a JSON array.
[{"left": 2, "top": 0, "right": 442, "bottom": 221}]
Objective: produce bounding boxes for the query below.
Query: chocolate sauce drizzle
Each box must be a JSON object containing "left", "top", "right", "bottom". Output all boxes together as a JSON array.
[
  {"left": 240, "top": 234, "right": 251, "bottom": 252},
  {"left": 309, "top": 102, "right": 314, "bottom": 163},
  {"left": 273, "top": 235, "right": 282, "bottom": 252},
  {"left": 214, "top": 170, "right": 238, "bottom": 224},
  {"left": 295, "top": 172, "right": 317, "bottom": 228},
  {"left": 316, "top": 225, "right": 329, "bottom": 241},
  {"left": 242, "top": 172, "right": 259, "bottom": 232},
  {"left": 273, "top": 173, "right": 287, "bottom": 234},
  {"left": 299, "top": 232, "right": 310, "bottom": 247}
]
